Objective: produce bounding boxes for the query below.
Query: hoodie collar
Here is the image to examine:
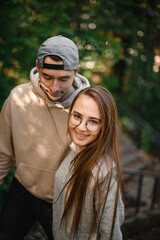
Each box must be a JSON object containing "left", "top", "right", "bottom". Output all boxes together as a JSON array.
[{"left": 30, "top": 67, "right": 90, "bottom": 108}]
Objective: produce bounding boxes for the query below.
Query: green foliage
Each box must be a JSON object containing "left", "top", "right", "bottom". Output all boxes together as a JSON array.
[{"left": 103, "top": 75, "right": 119, "bottom": 93}]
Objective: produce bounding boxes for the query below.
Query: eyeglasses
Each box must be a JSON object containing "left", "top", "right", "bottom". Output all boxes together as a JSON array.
[{"left": 69, "top": 113, "right": 102, "bottom": 132}]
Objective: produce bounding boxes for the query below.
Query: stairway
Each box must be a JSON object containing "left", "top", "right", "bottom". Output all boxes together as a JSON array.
[
  {"left": 119, "top": 131, "right": 160, "bottom": 217},
  {"left": 119, "top": 132, "right": 160, "bottom": 240},
  {"left": 119, "top": 132, "right": 151, "bottom": 180}
]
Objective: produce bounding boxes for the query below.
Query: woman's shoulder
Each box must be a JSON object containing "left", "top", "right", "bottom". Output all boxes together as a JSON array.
[
  {"left": 69, "top": 142, "right": 77, "bottom": 155},
  {"left": 91, "top": 156, "right": 116, "bottom": 183}
]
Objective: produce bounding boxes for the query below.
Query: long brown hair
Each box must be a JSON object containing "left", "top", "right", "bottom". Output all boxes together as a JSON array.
[{"left": 60, "top": 86, "right": 124, "bottom": 239}]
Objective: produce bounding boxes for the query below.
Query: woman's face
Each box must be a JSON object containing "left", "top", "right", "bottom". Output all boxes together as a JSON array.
[{"left": 69, "top": 94, "right": 101, "bottom": 153}]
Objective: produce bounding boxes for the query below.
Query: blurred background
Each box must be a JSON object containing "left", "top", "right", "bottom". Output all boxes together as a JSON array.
[{"left": 0, "top": 0, "right": 160, "bottom": 239}]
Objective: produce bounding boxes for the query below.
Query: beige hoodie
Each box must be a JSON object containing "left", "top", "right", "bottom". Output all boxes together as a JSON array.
[{"left": 0, "top": 67, "right": 90, "bottom": 203}]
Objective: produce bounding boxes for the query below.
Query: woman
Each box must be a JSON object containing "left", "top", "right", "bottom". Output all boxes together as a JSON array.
[{"left": 53, "top": 86, "right": 124, "bottom": 240}]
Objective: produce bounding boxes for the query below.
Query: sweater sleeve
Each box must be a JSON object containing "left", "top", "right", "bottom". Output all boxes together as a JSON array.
[
  {"left": 95, "top": 176, "right": 124, "bottom": 240},
  {"left": 0, "top": 96, "right": 15, "bottom": 186}
]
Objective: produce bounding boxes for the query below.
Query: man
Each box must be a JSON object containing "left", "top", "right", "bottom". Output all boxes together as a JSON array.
[{"left": 0, "top": 35, "right": 90, "bottom": 240}]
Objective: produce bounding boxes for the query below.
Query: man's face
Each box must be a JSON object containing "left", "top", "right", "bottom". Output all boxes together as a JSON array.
[{"left": 36, "top": 56, "right": 78, "bottom": 102}]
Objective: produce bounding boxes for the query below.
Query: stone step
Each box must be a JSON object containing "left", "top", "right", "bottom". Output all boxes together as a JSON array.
[
  {"left": 119, "top": 133, "right": 139, "bottom": 157},
  {"left": 119, "top": 132, "right": 151, "bottom": 181},
  {"left": 120, "top": 144, "right": 137, "bottom": 156},
  {"left": 123, "top": 162, "right": 150, "bottom": 181},
  {"left": 121, "top": 152, "right": 142, "bottom": 167}
]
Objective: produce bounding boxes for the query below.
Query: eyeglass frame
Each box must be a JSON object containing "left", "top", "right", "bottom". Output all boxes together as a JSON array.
[{"left": 69, "top": 113, "right": 102, "bottom": 132}]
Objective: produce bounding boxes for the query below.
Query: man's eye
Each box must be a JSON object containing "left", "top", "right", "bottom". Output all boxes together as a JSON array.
[
  {"left": 60, "top": 78, "right": 68, "bottom": 82},
  {"left": 43, "top": 75, "right": 51, "bottom": 80}
]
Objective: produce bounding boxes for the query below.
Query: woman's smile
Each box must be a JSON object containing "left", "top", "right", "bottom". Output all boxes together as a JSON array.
[{"left": 75, "top": 130, "right": 89, "bottom": 139}]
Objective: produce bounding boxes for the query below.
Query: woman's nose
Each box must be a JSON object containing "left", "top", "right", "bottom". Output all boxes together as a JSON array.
[{"left": 77, "top": 120, "right": 87, "bottom": 131}]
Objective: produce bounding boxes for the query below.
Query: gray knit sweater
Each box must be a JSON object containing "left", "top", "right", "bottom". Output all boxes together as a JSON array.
[{"left": 53, "top": 143, "right": 124, "bottom": 240}]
